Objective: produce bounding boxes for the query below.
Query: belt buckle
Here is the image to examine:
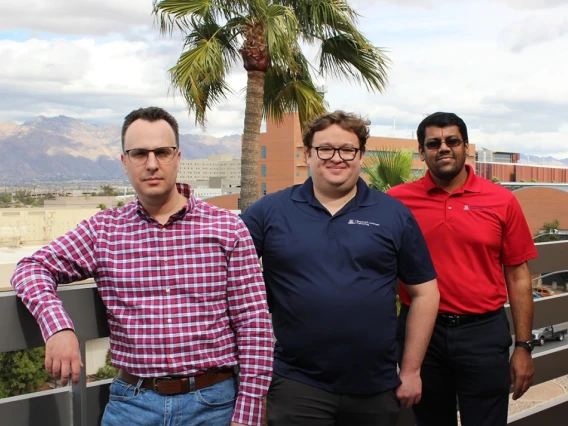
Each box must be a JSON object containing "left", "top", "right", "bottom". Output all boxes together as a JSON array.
[
  {"left": 153, "top": 376, "right": 172, "bottom": 391},
  {"left": 445, "top": 314, "right": 459, "bottom": 327}
]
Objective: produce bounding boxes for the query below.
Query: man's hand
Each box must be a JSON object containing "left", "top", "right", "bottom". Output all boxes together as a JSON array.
[
  {"left": 510, "top": 347, "right": 534, "bottom": 400},
  {"left": 45, "top": 329, "right": 83, "bottom": 385},
  {"left": 395, "top": 370, "right": 422, "bottom": 408}
]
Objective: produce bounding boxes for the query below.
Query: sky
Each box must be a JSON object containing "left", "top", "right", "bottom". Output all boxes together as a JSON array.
[{"left": 0, "top": 0, "right": 567, "bottom": 159}]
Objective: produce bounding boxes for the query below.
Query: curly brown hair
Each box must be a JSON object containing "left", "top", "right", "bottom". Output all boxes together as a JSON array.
[{"left": 302, "top": 110, "right": 370, "bottom": 152}]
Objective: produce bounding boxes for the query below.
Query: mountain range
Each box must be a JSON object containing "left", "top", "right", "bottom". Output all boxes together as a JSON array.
[
  {"left": 0, "top": 115, "right": 241, "bottom": 185},
  {"left": 0, "top": 115, "right": 566, "bottom": 185}
]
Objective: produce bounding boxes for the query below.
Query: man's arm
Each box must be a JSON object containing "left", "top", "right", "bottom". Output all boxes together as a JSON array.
[
  {"left": 11, "top": 218, "right": 98, "bottom": 384},
  {"left": 397, "top": 279, "right": 439, "bottom": 408},
  {"left": 226, "top": 219, "right": 273, "bottom": 426},
  {"left": 505, "top": 262, "right": 534, "bottom": 400}
]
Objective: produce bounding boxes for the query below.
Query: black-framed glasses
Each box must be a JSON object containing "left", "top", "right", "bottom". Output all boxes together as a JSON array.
[
  {"left": 124, "top": 147, "right": 178, "bottom": 165},
  {"left": 424, "top": 139, "right": 464, "bottom": 150},
  {"left": 312, "top": 146, "right": 360, "bottom": 161}
]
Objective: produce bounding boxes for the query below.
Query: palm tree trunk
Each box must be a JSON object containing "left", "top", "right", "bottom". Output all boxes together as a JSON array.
[{"left": 240, "top": 70, "right": 265, "bottom": 212}]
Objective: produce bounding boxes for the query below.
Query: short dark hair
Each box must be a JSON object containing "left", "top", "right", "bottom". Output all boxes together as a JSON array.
[
  {"left": 121, "top": 107, "right": 179, "bottom": 151},
  {"left": 302, "top": 110, "right": 370, "bottom": 152},
  {"left": 417, "top": 112, "right": 468, "bottom": 148}
]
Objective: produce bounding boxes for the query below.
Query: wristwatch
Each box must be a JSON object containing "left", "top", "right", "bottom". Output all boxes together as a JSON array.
[{"left": 515, "top": 340, "right": 534, "bottom": 353}]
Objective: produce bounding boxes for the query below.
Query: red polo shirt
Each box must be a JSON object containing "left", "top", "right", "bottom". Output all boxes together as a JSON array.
[{"left": 388, "top": 165, "right": 538, "bottom": 314}]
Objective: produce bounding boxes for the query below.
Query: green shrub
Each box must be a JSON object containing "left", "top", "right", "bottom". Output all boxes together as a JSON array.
[{"left": 0, "top": 347, "right": 49, "bottom": 398}]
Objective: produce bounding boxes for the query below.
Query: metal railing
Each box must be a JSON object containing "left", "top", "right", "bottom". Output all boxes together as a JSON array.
[{"left": 1, "top": 241, "right": 568, "bottom": 426}]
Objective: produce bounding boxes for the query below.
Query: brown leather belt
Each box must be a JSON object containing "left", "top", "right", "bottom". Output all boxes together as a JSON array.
[{"left": 118, "top": 368, "right": 234, "bottom": 395}]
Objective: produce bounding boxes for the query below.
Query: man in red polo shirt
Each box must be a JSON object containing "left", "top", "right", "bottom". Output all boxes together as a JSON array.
[{"left": 388, "top": 112, "right": 537, "bottom": 426}]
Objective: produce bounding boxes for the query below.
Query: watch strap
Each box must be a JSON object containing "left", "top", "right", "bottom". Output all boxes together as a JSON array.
[{"left": 515, "top": 341, "right": 533, "bottom": 352}]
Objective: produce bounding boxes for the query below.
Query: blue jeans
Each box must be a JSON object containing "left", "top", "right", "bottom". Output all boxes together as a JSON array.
[{"left": 101, "top": 376, "right": 237, "bottom": 426}]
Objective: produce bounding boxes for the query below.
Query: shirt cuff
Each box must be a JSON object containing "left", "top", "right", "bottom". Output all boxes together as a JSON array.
[
  {"left": 232, "top": 394, "right": 265, "bottom": 426},
  {"left": 38, "top": 307, "right": 75, "bottom": 342}
]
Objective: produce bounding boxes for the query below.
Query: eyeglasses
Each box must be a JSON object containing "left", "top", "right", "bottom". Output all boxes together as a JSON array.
[
  {"left": 312, "top": 146, "right": 360, "bottom": 161},
  {"left": 124, "top": 147, "right": 178, "bottom": 165},
  {"left": 424, "top": 139, "right": 464, "bottom": 150}
]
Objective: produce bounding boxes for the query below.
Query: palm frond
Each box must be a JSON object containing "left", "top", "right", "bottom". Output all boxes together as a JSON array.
[
  {"left": 264, "top": 4, "right": 299, "bottom": 67},
  {"left": 264, "top": 52, "right": 327, "bottom": 127},
  {"left": 362, "top": 148, "right": 416, "bottom": 192},
  {"left": 169, "top": 24, "right": 238, "bottom": 126},
  {"left": 281, "top": 0, "right": 359, "bottom": 43},
  {"left": 153, "top": 0, "right": 216, "bottom": 35},
  {"left": 318, "top": 33, "right": 390, "bottom": 92}
]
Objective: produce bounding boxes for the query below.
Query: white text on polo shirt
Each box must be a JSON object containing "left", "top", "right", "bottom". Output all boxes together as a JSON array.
[{"left": 348, "top": 219, "right": 380, "bottom": 227}]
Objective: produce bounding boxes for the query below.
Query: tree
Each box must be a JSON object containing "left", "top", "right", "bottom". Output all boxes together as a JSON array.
[
  {"left": 14, "top": 189, "right": 34, "bottom": 206},
  {"left": 361, "top": 148, "right": 422, "bottom": 192},
  {"left": 99, "top": 185, "right": 117, "bottom": 196},
  {"left": 534, "top": 219, "right": 561, "bottom": 242},
  {"left": 97, "top": 203, "right": 107, "bottom": 210},
  {"left": 91, "top": 350, "right": 118, "bottom": 381},
  {"left": 0, "top": 347, "right": 49, "bottom": 398},
  {"left": 153, "top": 0, "right": 390, "bottom": 211},
  {"left": 0, "top": 193, "right": 12, "bottom": 207},
  {"left": 491, "top": 176, "right": 500, "bottom": 183}
]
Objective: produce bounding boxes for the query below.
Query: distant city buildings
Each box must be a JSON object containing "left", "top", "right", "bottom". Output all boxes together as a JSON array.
[
  {"left": 476, "top": 148, "right": 568, "bottom": 183},
  {"left": 178, "top": 154, "right": 240, "bottom": 182}
]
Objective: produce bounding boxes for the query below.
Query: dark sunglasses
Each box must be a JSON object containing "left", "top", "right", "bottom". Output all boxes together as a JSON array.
[{"left": 424, "top": 139, "right": 464, "bottom": 150}]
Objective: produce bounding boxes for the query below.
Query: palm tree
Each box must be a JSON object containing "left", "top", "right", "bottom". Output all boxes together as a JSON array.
[
  {"left": 362, "top": 148, "right": 422, "bottom": 192},
  {"left": 153, "top": 0, "right": 390, "bottom": 211}
]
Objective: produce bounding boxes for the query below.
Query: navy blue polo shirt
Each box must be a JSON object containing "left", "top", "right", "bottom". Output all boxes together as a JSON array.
[{"left": 241, "top": 177, "right": 436, "bottom": 394}]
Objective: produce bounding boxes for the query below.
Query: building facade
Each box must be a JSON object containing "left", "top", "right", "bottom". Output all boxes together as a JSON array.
[
  {"left": 177, "top": 154, "right": 241, "bottom": 183},
  {"left": 476, "top": 149, "right": 568, "bottom": 183}
]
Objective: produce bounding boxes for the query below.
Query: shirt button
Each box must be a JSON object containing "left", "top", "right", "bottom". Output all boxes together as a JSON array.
[
  {"left": 167, "top": 318, "right": 172, "bottom": 323},
  {"left": 170, "top": 354, "right": 175, "bottom": 359},
  {"left": 165, "top": 288, "right": 171, "bottom": 293},
  {"left": 448, "top": 206, "right": 452, "bottom": 210}
]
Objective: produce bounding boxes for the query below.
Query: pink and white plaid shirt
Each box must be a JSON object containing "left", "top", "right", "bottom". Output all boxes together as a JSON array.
[{"left": 11, "top": 183, "right": 273, "bottom": 426}]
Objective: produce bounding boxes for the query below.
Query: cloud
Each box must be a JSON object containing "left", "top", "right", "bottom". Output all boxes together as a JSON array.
[
  {"left": 500, "top": 14, "right": 568, "bottom": 52},
  {"left": 0, "top": 0, "right": 567, "bottom": 160},
  {"left": 498, "top": 0, "right": 568, "bottom": 10},
  {"left": 0, "top": 0, "right": 152, "bottom": 36}
]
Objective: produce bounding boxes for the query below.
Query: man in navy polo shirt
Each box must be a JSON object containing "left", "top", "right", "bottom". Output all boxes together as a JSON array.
[
  {"left": 241, "top": 111, "right": 440, "bottom": 426},
  {"left": 388, "top": 112, "right": 537, "bottom": 426}
]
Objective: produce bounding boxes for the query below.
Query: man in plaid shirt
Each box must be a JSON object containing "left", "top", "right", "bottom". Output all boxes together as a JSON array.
[{"left": 11, "top": 106, "right": 273, "bottom": 426}]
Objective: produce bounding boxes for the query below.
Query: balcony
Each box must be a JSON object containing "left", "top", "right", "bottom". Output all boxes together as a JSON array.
[{"left": 1, "top": 241, "right": 568, "bottom": 426}]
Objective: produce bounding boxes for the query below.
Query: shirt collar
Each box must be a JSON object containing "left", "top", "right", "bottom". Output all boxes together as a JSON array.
[
  {"left": 291, "top": 177, "right": 379, "bottom": 207},
  {"left": 134, "top": 183, "right": 196, "bottom": 221},
  {"left": 422, "top": 164, "right": 481, "bottom": 194}
]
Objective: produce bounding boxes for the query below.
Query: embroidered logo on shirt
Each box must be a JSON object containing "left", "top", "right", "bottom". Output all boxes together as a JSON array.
[
  {"left": 463, "top": 205, "right": 469, "bottom": 211},
  {"left": 348, "top": 219, "right": 380, "bottom": 227}
]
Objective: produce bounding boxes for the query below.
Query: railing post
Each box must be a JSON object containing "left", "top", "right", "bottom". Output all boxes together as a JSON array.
[{"left": 71, "top": 340, "right": 88, "bottom": 426}]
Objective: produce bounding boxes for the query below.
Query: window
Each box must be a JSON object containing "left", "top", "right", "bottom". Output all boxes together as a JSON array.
[
  {"left": 261, "top": 146, "right": 267, "bottom": 159},
  {"left": 237, "top": 198, "right": 241, "bottom": 210},
  {"left": 296, "top": 172, "right": 300, "bottom": 177},
  {"left": 296, "top": 153, "right": 300, "bottom": 158},
  {"left": 261, "top": 164, "right": 267, "bottom": 177},
  {"left": 261, "top": 183, "right": 267, "bottom": 196}
]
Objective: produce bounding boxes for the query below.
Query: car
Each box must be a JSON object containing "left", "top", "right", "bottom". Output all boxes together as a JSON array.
[
  {"left": 534, "top": 287, "right": 556, "bottom": 297},
  {"left": 533, "top": 291, "right": 543, "bottom": 299},
  {"left": 532, "top": 326, "right": 567, "bottom": 346}
]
